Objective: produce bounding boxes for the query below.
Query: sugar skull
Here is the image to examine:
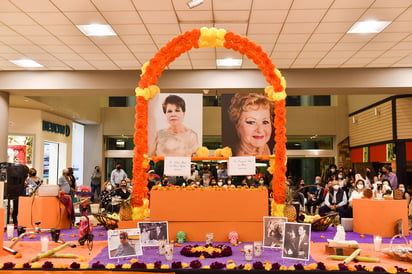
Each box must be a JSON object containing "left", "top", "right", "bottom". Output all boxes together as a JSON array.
[
  {"left": 228, "top": 231, "right": 238, "bottom": 245},
  {"left": 176, "top": 231, "right": 186, "bottom": 243}
]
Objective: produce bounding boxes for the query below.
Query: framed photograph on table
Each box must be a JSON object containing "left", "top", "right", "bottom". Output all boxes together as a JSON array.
[
  {"left": 138, "top": 221, "right": 168, "bottom": 246},
  {"left": 108, "top": 228, "right": 142, "bottom": 259},
  {"left": 282, "top": 222, "right": 311, "bottom": 261},
  {"left": 263, "top": 216, "right": 287, "bottom": 248}
]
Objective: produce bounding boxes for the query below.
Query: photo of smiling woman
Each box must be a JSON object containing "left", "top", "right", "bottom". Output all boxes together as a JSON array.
[
  {"left": 225, "top": 93, "right": 274, "bottom": 156},
  {"left": 149, "top": 94, "right": 202, "bottom": 157}
]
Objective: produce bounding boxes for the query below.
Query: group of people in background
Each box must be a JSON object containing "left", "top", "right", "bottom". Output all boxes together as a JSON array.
[
  {"left": 288, "top": 164, "right": 409, "bottom": 221},
  {"left": 27, "top": 160, "right": 403, "bottom": 224}
]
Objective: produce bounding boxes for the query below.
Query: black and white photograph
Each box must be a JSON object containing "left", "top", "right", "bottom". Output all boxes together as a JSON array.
[
  {"left": 108, "top": 229, "right": 142, "bottom": 259},
  {"left": 263, "top": 216, "right": 287, "bottom": 248},
  {"left": 282, "top": 222, "right": 311, "bottom": 261},
  {"left": 138, "top": 221, "right": 168, "bottom": 246}
]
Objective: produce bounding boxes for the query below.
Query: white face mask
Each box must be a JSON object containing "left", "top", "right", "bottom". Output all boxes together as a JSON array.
[
  {"left": 315, "top": 180, "right": 320, "bottom": 184},
  {"left": 217, "top": 182, "right": 223, "bottom": 186},
  {"left": 331, "top": 169, "right": 335, "bottom": 172},
  {"left": 400, "top": 188, "right": 405, "bottom": 192},
  {"left": 106, "top": 186, "right": 112, "bottom": 191},
  {"left": 247, "top": 176, "right": 252, "bottom": 180},
  {"left": 338, "top": 175, "right": 343, "bottom": 179},
  {"left": 333, "top": 185, "right": 340, "bottom": 191},
  {"left": 259, "top": 180, "right": 264, "bottom": 184},
  {"left": 357, "top": 184, "right": 364, "bottom": 189},
  {"left": 227, "top": 180, "right": 231, "bottom": 184},
  {"left": 196, "top": 181, "right": 200, "bottom": 185}
]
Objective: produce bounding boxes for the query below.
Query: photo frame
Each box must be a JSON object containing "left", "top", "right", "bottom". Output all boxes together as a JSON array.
[
  {"left": 263, "top": 216, "right": 287, "bottom": 248},
  {"left": 138, "top": 221, "right": 169, "bottom": 246},
  {"left": 147, "top": 93, "right": 203, "bottom": 157},
  {"left": 108, "top": 228, "right": 142, "bottom": 259},
  {"left": 282, "top": 222, "right": 311, "bottom": 261}
]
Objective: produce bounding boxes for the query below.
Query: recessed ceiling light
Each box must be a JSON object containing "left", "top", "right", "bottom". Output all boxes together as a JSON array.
[
  {"left": 76, "top": 24, "right": 117, "bottom": 36},
  {"left": 187, "top": 0, "right": 204, "bottom": 8},
  {"left": 216, "top": 58, "right": 242, "bottom": 67},
  {"left": 10, "top": 59, "right": 43, "bottom": 68},
  {"left": 347, "top": 20, "right": 391, "bottom": 34}
]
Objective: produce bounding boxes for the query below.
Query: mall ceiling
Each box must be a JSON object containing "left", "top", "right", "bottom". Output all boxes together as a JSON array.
[{"left": 0, "top": 0, "right": 411, "bottom": 71}]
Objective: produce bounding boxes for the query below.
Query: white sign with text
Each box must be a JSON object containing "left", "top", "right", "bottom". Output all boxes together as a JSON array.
[
  {"left": 164, "top": 157, "right": 191, "bottom": 176},
  {"left": 228, "top": 156, "right": 256, "bottom": 176}
]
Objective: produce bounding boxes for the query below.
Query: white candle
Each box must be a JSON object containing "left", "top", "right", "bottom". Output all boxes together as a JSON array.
[
  {"left": 373, "top": 236, "right": 382, "bottom": 251},
  {"left": 41, "top": 235, "right": 49, "bottom": 253},
  {"left": 6, "top": 224, "right": 14, "bottom": 239}
]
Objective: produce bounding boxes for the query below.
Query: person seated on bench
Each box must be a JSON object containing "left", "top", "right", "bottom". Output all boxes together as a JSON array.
[{"left": 319, "top": 180, "right": 347, "bottom": 220}]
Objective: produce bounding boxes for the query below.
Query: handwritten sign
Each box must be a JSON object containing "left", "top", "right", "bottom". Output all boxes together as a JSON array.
[
  {"left": 228, "top": 156, "right": 256, "bottom": 176},
  {"left": 164, "top": 157, "right": 191, "bottom": 176}
]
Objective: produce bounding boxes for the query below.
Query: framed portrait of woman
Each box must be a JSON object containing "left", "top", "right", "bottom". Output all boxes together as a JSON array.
[
  {"left": 148, "top": 93, "right": 203, "bottom": 157},
  {"left": 222, "top": 93, "right": 275, "bottom": 157}
]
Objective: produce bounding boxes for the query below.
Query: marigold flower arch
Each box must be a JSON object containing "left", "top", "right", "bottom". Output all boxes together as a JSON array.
[{"left": 132, "top": 27, "right": 287, "bottom": 219}]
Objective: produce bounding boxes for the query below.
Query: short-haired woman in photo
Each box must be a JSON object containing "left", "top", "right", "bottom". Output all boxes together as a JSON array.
[
  {"left": 229, "top": 93, "right": 274, "bottom": 156},
  {"left": 151, "top": 95, "right": 199, "bottom": 156}
]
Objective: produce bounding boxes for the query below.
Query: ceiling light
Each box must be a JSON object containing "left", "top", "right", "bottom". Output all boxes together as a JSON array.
[
  {"left": 347, "top": 20, "right": 391, "bottom": 34},
  {"left": 76, "top": 24, "right": 117, "bottom": 36},
  {"left": 187, "top": 0, "right": 204, "bottom": 8},
  {"left": 216, "top": 58, "right": 242, "bottom": 67},
  {"left": 10, "top": 59, "right": 43, "bottom": 68}
]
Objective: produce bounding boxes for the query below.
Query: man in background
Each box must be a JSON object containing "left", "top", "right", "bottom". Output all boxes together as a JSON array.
[
  {"left": 111, "top": 163, "right": 127, "bottom": 188},
  {"left": 380, "top": 165, "right": 398, "bottom": 190},
  {"left": 90, "top": 166, "right": 101, "bottom": 202}
]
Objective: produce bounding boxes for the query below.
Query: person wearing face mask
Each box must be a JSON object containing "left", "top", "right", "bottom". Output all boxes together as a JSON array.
[
  {"left": 225, "top": 177, "right": 235, "bottom": 188},
  {"left": 337, "top": 171, "right": 346, "bottom": 188},
  {"left": 381, "top": 179, "right": 393, "bottom": 197},
  {"left": 306, "top": 176, "right": 324, "bottom": 215},
  {"left": 397, "top": 184, "right": 410, "bottom": 207},
  {"left": 209, "top": 177, "right": 217, "bottom": 187},
  {"left": 112, "top": 179, "right": 131, "bottom": 213},
  {"left": 349, "top": 180, "right": 365, "bottom": 206},
  {"left": 217, "top": 179, "right": 224, "bottom": 187},
  {"left": 90, "top": 166, "right": 101, "bottom": 202},
  {"left": 100, "top": 181, "right": 114, "bottom": 212},
  {"left": 245, "top": 175, "right": 255, "bottom": 187},
  {"left": 345, "top": 179, "right": 365, "bottom": 218},
  {"left": 319, "top": 180, "right": 347, "bottom": 219},
  {"left": 161, "top": 176, "right": 169, "bottom": 186},
  {"left": 379, "top": 165, "right": 398, "bottom": 190},
  {"left": 111, "top": 163, "right": 128, "bottom": 188},
  {"left": 326, "top": 164, "right": 338, "bottom": 181},
  {"left": 255, "top": 178, "right": 267, "bottom": 188}
]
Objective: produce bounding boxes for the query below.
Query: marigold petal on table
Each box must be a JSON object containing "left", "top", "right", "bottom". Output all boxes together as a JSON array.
[{"left": 227, "top": 263, "right": 237, "bottom": 270}]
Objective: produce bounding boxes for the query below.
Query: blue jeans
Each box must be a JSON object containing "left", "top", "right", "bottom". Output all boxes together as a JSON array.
[{"left": 91, "top": 184, "right": 101, "bottom": 202}]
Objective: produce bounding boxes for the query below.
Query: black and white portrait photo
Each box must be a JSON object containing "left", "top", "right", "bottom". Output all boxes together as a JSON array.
[
  {"left": 282, "top": 222, "right": 311, "bottom": 261},
  {"left": 263, "top": 216, "right": 287, "bottom": 248},
  {"left": 138, "top": 221, "right": 168, "bottom": 246}
]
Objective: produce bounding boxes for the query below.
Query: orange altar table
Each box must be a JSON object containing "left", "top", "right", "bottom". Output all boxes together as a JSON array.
[
  {"left": 353, "top": 199, "right": 408, "bottom": 237},
  {"left": 18, "top": 196, "right": 71, "bottom": 229},
  {"left": 119, "top": 189, "right": 268, "bottom": 242}
]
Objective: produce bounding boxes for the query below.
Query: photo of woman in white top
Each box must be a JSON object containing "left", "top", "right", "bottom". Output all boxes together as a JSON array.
[{"left": 151, "top": 95, "right": 200, "bottom": 157}]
